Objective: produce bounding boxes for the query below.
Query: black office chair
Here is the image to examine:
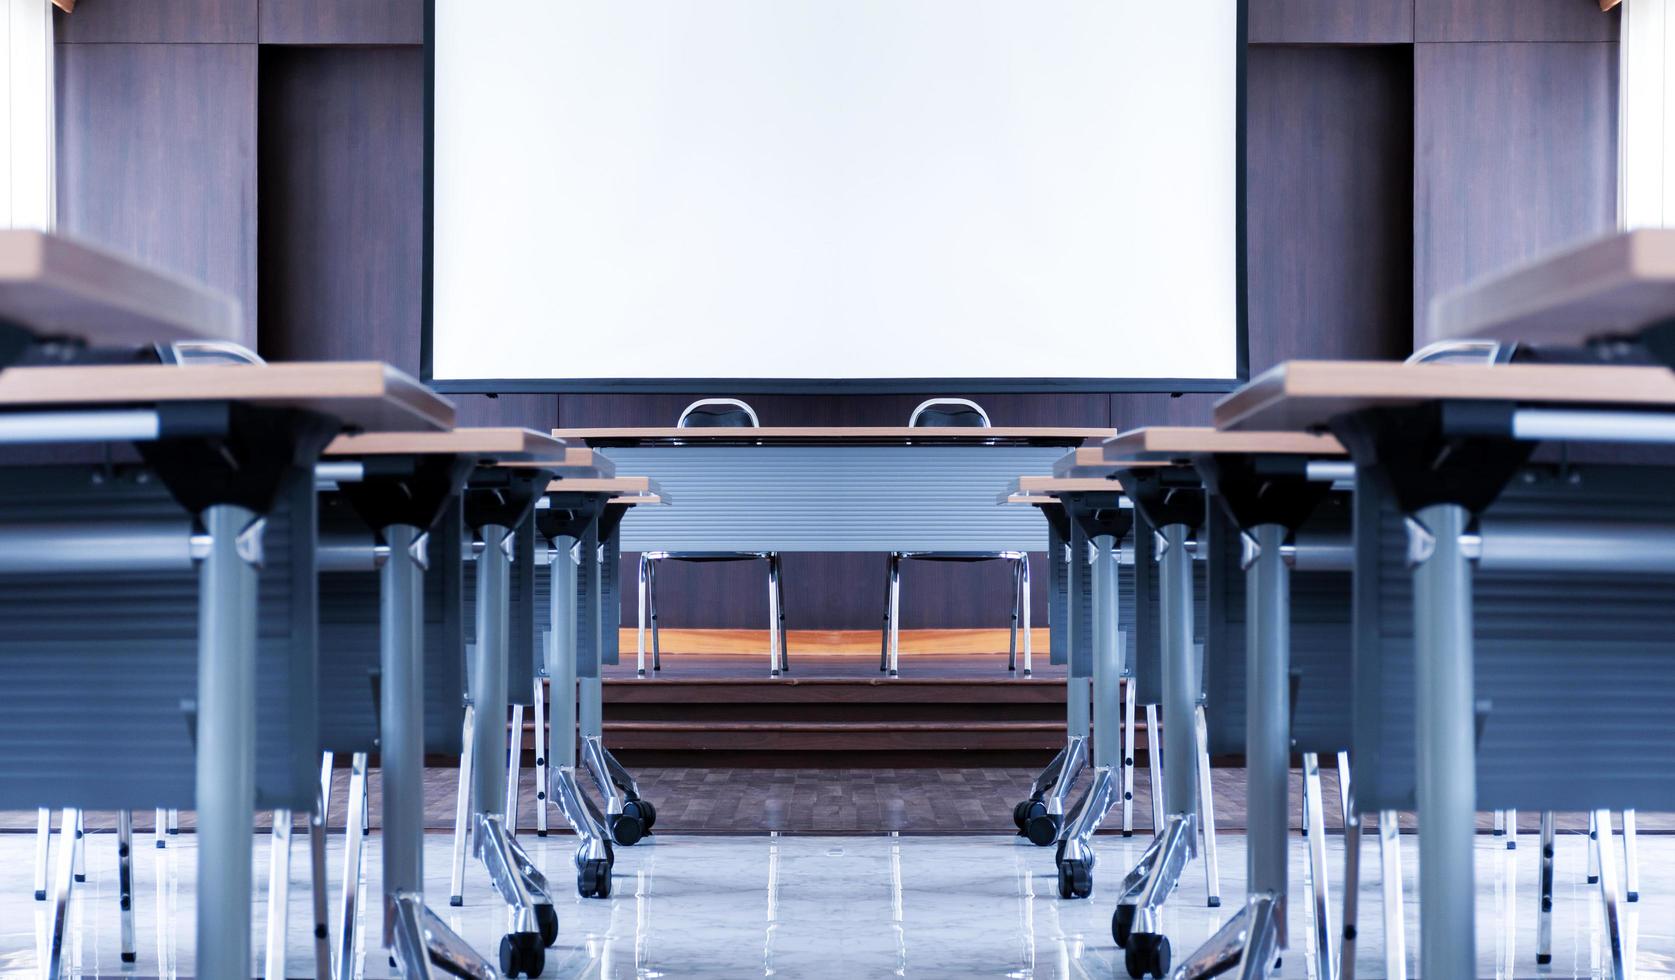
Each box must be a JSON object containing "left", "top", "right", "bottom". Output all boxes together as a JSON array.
[
  {"left": 636, "top": 399, "right": 790, "bottom": 677},
  {"left": 879, "top": 398, "right": 1031, "bottom": 676}
]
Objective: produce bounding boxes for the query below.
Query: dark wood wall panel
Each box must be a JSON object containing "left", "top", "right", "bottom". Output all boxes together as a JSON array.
[
  {"left": 56, "top": 43, "right": 258, "bottom": 344},
  {"left": 1416, "top": 0, "right": 1618, "bottom": 42},
  {"left": 1413, "top": 41, "right": 1618, "bottom": 342},
  {"left": 1249, "top": 0, "right": 1413, "bottom": 45},
  {"left": 259, "top": 0, "right": 423, "bottom": 45},
  {"left": 1246, "top": 46, "right": 1414, "bottom": 364},
  {"left": 258, "top": 46, "right": 423, "bottom": 364},
  {"left": 55, "top": 0, "right": 256, "bottom": 43}
]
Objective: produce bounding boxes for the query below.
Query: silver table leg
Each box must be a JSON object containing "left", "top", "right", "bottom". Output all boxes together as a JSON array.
[
  {"left": 1146, "top": 704, "right": 1164, "bottom": 832},
  {"left": 263, "top": 809, "right": 291, "bottom": 980},
  {"left": 1303, "top": 752, "right": 1338, "bottom": 980},
  {"left": 1122, "top": 677, "right": 1137, "bottom": 835},
  {"left": 1020, "top": 553, "right": 1033, "bottom": 677},
  {"left": 1624, "top": 809, "right": 1640, "bottom": 902},
  {"left": 195, "top": 503, "right": 262, "bottom": 980},
  {"left": 636, "top": 552, "right": 650, "bottom": 676},
  {"left": 1340, "top": 803, "right": 1361, "bottom": 980},
  {"left": 1092, "top": 534, "right": 1123, "bottom": 771},
  {"left": 309, "top": 787, "right": 332, "bottom": 980},
  {"left": 1195, "top": 705, "right": 1221, "bottom": 909},
  {"left": 1537, "top": 811, "right": 1555, "bottom": 966},
  {"left": 549, "top": 535, "right": 579, "bottom": 772},
  {"left": 1408, "top": 503, "right": 1477, "bottom": 979},
  {"left": 1176, "top": 522, "right": 1289, "bottom": 978},
  {"left": 154, "top": 807, "right": 167, "bottom": 850},
  {"left": 1113, "top": 522, "right": 1200, "bottom": 974},
  {"left": 886, "top": 553, "right": 901, "bottom": 677},
  {"left": 506, "top": 703, "right": 525, "bottom": 835}
]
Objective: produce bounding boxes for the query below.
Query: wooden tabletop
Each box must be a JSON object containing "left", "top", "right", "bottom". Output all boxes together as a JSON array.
[
  {"left": 325, "top": 427, "right": 562, "bottom": 460},
  {"left": 0, "top": 362, "right": 453, "bottom": 433},
  {"left": 543, "top": 476, "right": 667, "bottom": 504},
  {"left": 0, "top": 230, "right": 241, "bottom": 345},
  {"left": 997, "top": 475, "right": 1127, "bottom": 504},
  {"left": 1430, "top": 229, "right": 1675, "bottom": 347},
  {"left": 501, "top": 447, "right": 616, "bottom": 478},
  {"left": 1215, "top": 360, "right": 1675, "bottom": 432},
  {"left": 552, "top": 426, "right": 1109, "bottom": 447},
  {"left": 1102, "top": 426, "right": 1345, "bottom": 462}
]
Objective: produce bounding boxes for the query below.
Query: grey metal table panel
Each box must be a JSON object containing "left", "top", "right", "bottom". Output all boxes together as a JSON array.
[
  {"left": 463, "top": 518, "right": 538, "bottom": 705},
  {"left": 0, "top": 465, "right": 318, "bottom": 811},
  {"left": 1202, "top": 494, "right": 1354, "bottom": 757},
  {"left": 1354, "top": 463, "right": 1675, "bottom": 812},
  {"left": 317, "top": 497, "right": 465, "bottom": 755},
  {"left": 606, "top": 445, "right": 1063, "bottom": 552}
]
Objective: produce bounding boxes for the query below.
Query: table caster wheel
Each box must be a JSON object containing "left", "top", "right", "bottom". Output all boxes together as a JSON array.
[
  {"left": 610, "top": 812, "right": 646, "bottom": 846},
  {"left": 1024, "top": 811, "right": 1060, "bottom": 847},
  {"left": 1013, "top": 799, "right": 1037, "bottom": 831},
  {"left": 626, "top": 797, "right": 657, "bottom": 831},
  {"left": 1054, "top": 838, "right": 1091, "bottom": 869},
  {"left": 1112, "top": 903, "right": 1136, "bottom": 948},
  {"left": 604, "top": 838, "right": 616, "bottom": 869},
  {"left": 578, "top": 857, "right": 613, "bottom": 898},
  {"left": 535, "top": 902, "right": 559, "bottom": 947},
  {"left": 498, "top": 931, "right": 546, "bottom": 978},
  {"left": 1124, "top": 932, "right": 1170, "bottom": 978},
  {"left": 1056, "top": 858, "right": 1092, "bottom": 899}
]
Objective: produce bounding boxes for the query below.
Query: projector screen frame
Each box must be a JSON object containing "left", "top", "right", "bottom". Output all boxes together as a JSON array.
[{"left": 420, "top": 0, "right": 1249, "bottom": 395}]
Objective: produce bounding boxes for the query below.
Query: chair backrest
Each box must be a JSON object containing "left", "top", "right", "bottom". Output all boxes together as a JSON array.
[
  {"left": 161, "top": 340, "right": 267, "bottom": 366},
  {"left": 909, "top": 397, "right": 990, "bottom": 428},
  {"left": 1405, "top": 339, "right": 1516, "bottom": 366},
  {"left": 677, "top": 397, "right": 760, "bottom": 428}
]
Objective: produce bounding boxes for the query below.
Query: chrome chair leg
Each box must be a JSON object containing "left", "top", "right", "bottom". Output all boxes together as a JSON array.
[
  {"left": 534, "top": 677, "right": 550, "bottom": 837},
  {"left": 1145, "top": 704, "right": 1164, "bottom": 832},
  {"left": 1007, "top": 559, "right": 1020, "bottom": 673},
  {"left": 1624, "top": 809, "right": 1641, "bottom": 902},
  {"left": 1336, "top": 751, "right": 1352, "bottom": 829},
  {"left": 887, "top": 553, "right": 902, "bottom": 677},
  {"left": 1537, "top": 810, "right": 1555, "bottom": 966},
  {"left": 1194, "top": 705, "right": 1221, "bottom": 908},
  {"left": 1121, "top": 679, "right": 1136, "bottom": 836},
  {"left": 648, "top": 556, "right": 662, "bottom": 672},
  {"left": 1589, "top": 811, "right": 1601, "bottom": 884},
  {"left": 1303, "top": 753, "right": 1338, "bottom": 980},
  {"left": 72, "top": 809, "right": 84, "bottom": 884},
  {"left": 1593, "top": 809, "right": 1629, "bottom": 980},
  {"left": 767, "top": 553, "right": 783, "bottom": 678},
  {"left": 1341, "top": 803, "right": 1362, "bottom": 980},
  {"left": 1020, "top": 552, "right": 1033, "bottom": 677},
  {"left": 449, "top": 705, "right": 475, "bottom": 907},
  {"left": 309, "top": 786, "right": 332, "bottom": 980},
  {"left": 335, "top": 753, "right": 369, "bottom": 980},
  {"left": 506, "top": 703, "right": 525, "bottom": 836},
  {"left": 636, "top": 553, "right": 649, "bottom": 676},
  {"left": 263, "top": 809, "right": 291, "bottom": 980},
  {"left": 33, "top": 807, "right": 50, "bottom": 900},
  {"left": 46, "top": 806, "right": 78, "bottom": 980},
  {"left": 117, "top": 809, "right": 136, "bottom": 965},
  {"left": 1378, "top": 810, "right": 1408, "bottom": 979}
]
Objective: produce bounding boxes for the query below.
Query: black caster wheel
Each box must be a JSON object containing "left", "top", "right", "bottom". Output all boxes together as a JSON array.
[
  {"left": 1112, "top": 903, "right": 1136, "bottom": 948},
  {"left": 604, "top": 838, "right": 617, "bottom": 869},
  {"left": 1013, "top": 799, "right": 1036, "bottom": 831},
  {"left": 1024, "top": 812, "right": 1060, "bottom": 847},
  {"left": 1055, "top": 859, "right": 1092, "bottom": 899},
  {"left": 498, "top": 931, "right": 546, "bottom": 978},
  {"left": 1124, "top": 932, "right": 1170, "bottom": 978},
  {"left": 610, "top": 812, "right": 646, "bottom": 846},
  {"left": 627, "top": 797, "right": 657, "bottom": 831},
  {"left": 624, "top": 798, "right": 656, "bottom": 835},
  {"left": 578, "top": 858, "right": 613, "bottom": 898},
  {"left": 535, "top": 902, "right": 559, "bottom": 947}
]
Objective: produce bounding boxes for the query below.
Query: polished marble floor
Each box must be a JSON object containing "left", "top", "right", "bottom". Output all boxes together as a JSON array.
[{"left": 2, "top": 828, "right": 1671, "bottom": 978}]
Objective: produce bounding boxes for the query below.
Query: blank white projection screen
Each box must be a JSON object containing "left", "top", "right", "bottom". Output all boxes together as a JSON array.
[{"left": 430, "top": 1, "right": 1240, "bottom": 387}]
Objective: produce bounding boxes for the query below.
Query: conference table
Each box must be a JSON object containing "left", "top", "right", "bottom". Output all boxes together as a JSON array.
[
  {"left": 0, "top": 361, "right": 451, "bottom": 980},
  {"left": 1216, "top": 357, "right": 1675, "bottom": 980},
  {"left": 1094, "top": 427, "right": 1352, "bottom": 980},
  {"left": 551, "top": 425, "right": 1109, "bottom": 677}
]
